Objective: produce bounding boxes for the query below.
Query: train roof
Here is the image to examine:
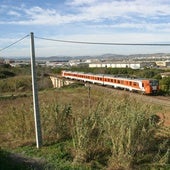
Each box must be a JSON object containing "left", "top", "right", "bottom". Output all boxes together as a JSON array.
[{"left": 63, "top": 70, "right": 158, "bottom": 82}]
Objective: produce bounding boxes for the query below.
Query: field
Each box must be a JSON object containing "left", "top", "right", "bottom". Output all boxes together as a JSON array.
[{"left": 0, "top": 85, "right": 170, "bottom": 170}]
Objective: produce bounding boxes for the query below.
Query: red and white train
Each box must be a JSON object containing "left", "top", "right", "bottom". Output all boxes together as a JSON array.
[{"left": 61, "top": 70, "right": 159, "bottom": 95}]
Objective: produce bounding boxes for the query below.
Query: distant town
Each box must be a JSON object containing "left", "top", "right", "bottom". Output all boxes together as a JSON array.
[{"left": 1, "top": 53, "right": 170, "bottom": 70}]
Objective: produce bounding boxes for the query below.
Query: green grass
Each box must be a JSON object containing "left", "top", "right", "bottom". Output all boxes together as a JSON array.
[
  {"left": 0, "top": 149, "right": 35, "bottom": 170},
  {"left": 1, "top": 141, "right": 94, "bottom": 170}
]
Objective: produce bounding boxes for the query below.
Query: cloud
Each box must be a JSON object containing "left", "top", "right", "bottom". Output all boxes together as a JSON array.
[
  {"left": 8, "top": 10, "right": 21, "bottom": 17},
  {"left": 67, "top": 0, "right": 98, "bottom": 6},
  {"left": 0, "top": 0, "right": 170, "bottom": 33}
]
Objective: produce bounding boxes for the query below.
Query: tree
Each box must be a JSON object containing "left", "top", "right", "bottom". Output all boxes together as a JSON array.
[{"left": 159, "top": 77, "right": 170, "bottom": 94}]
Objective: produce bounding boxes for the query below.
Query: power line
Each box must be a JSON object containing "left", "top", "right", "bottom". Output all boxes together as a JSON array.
[
  {"left": 0, "top": 34, "right": 30, "bottom": 52},
  {"left": 1, "top": 33, "right": 170, "bottom": 54},
  {"left": 35, "top": 36, "right": 170, "bottom": 46}
]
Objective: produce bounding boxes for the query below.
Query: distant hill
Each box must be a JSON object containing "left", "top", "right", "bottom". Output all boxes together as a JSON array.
[{"left": 3, "top": 53, "right": 170, "bottom": 62}]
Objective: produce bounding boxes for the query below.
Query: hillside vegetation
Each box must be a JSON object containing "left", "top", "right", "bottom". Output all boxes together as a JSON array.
[
  {"left": 0, "top": 64, "right": 170, "bottom": 94},
  {"left": 0, "top": 64, "right": 52, "bottom": 94},
  {"left": 0, "top": 65, "right": 170, "bottom": 169},
  {"left": 0, "top": 85, "right": 170, "bottom": 169}
]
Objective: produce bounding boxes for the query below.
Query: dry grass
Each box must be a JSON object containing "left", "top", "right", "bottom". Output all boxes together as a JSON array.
[{"left": 0, "top": 86, "right": 169, "bottom": 169}]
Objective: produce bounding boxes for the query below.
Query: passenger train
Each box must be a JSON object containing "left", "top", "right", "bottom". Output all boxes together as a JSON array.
[{"left": 61, "top": 70, "right": 159, "bottom": 95}]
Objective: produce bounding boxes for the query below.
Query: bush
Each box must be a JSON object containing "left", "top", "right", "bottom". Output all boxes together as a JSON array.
[
  {"left": 0, "top": 76, "right": 32, "bottom": 93},
  {"left": 0, "top": 70, "right": 15, "bottom": 79},
  {"left": 101, "top": 95, "right": 159, "bottom": 169},
  {"left": 41, "top": 103, "right": 72, "bottom": 143},
  {"left": 71, "top": 104, "right": 107, "bottom": 165},
  {"left": 159, "top": 77, "right": 170, "bottom": 95},
  {"left": 70, "top": 93, "right": 164, "bottom": 169}
]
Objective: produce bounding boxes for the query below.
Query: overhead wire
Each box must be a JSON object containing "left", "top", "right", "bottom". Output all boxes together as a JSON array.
[
  {"left": 0, "top": 34, "right": 30, "bottom": 52},
  {"left": 35, "top": 36, "right": 170, "bottom": 46},
  {"left": 1, "top": 33, "right": 170, "bottom": 54}
]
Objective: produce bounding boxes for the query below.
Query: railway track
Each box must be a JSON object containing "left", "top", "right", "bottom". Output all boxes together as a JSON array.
[
  {"left": 146, "top": 96, "right": 170, "bottom": 107},
  {"left": 91, "top": 84, "right": 170, "bottom": 107}
]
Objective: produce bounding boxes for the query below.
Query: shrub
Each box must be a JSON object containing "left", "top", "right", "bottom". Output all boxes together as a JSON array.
[
  {"left": 41, "top": 103, "right": 72, "bottom": 143},
  {"left": 0, "top": 76, "right": 32, "bottom": 93},
  {"left": 159, "top": 77, "right": 170, "bottom": 95},
  {"left": 101, "top": 95, "right": 161, "bottom": 169},
  {"left": 71, "top": 106, "right": 106, "bottom": 165},
  {"left": 0, "top": 70, "right": 15, "bottom": 79}
]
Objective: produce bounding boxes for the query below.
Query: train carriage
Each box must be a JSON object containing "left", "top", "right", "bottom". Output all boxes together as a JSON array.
[{"left": 61, "top": 70, "right": 159, "bottom": 95}]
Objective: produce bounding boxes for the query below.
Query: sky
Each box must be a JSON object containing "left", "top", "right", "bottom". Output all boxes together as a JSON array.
[{"left": 1, "top": 0, "right": 170, "bottom": 57}]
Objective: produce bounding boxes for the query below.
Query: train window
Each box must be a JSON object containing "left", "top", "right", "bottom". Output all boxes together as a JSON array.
[
  {"left": 133, "top": 82, "right": 138, "bottom": 86},
  {"left": 142, "top": 83, "right": 144, "bottom": 87},
  {"left": 155, "top": 81, "right": 159, "bottom": 86},
  {"left": 118, "top": 80, "right": 120, "bottom": 83}
]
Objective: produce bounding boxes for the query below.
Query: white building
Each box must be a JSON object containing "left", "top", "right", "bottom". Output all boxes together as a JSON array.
[
  {"left": 89, "top": 62, "right": 153, "bottom": 69},
  {"left": 155, "top": 61, "right": 170, "bottom": 67},
  {"left": 161, "top": 72, "right": 170, "bottom": 78}
]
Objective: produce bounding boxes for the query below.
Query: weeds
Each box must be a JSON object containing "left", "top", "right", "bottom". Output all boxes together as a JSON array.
[
  {"left": 101, "top": 96, "right": 158, "bottom": 169},
  {"left": 41, "top": 102, "right": 72, "bottom": 143},
  {"left": 0, "top": 87, "right": 169, "bottom": 169}
]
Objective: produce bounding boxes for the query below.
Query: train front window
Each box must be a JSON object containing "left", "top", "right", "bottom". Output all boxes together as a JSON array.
[{"left": 149, "top": 80, "right": 159, "bottom": 86}]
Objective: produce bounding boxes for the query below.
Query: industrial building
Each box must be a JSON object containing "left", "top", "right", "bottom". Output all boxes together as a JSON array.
[
  {"left": 89, "top": 61, "right": 154, "bottom": 69},
  {"left": 155, "top": 61, "right": 170, "bottom": 67}
]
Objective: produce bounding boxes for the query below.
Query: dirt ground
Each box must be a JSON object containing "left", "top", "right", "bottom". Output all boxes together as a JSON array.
[{"left": 158, "top": 110, "right": 170, "bottom": 126}]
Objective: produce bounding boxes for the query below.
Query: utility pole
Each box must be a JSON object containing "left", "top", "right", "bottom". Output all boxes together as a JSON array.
[{"left": 30, "top": 32, "right": 42, "bottom": 148}]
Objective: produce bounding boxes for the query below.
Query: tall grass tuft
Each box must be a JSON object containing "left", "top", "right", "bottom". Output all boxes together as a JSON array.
[
  {"left": 70, "top": 92, "right": 163, "bottom": 169},
  {"left": 3, "top": 104, "right": 35, "bottom": 146},
  {"left": 41, "top": 102, "right": 72, "bottom": 143},
  {"left": 101, "top": 94, "right": 161, "bottom": 169},
  {"left": 71, "top": 102, "right": 107, "bottom": 165}
]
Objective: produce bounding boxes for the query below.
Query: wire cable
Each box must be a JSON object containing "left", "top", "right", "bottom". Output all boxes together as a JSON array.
[
  {"left": 1, "top": 33, "right": 170, "bottom": 55},
  {"left": 0, "top": 34, "right": 30, "bottom": 52},
  {"left": 35, "top": 36, "right": 170, "bottom": 46}
]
